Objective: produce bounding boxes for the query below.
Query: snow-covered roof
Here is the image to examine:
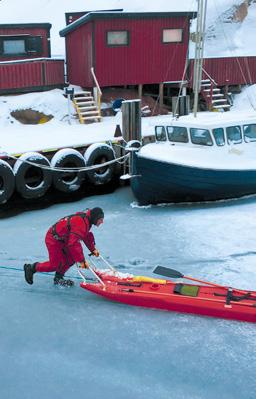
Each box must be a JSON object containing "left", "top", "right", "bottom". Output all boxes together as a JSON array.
[
  {"left": 60, "top": 11, "right": 196, "bottom": 37},
  {"left": 0, "top": 22, "right": 51, "bottom": 29},
  {"left": 156, "top": 112, "right": 256, "bottom": 129}
]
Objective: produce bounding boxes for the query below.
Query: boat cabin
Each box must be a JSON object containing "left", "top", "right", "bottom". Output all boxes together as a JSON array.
[{"left": 154, "top": 116, "right": 256, "bottom": 148}]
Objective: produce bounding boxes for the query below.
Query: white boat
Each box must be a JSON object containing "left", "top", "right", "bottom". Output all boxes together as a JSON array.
[
  {"left": 129, "top": 0, "right": 256, "bottom": 205},
  {"left": 130, "top": 112, "right": 256, "bottom": 204}
]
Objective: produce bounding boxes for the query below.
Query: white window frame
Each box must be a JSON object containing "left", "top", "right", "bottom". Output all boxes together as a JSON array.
[
  {"left": 163, "top": 29, "right": 183, "bottom": 43},
  {"left": 3, "top": 39, "right": 26, "bottom": 55},
  {"left": 107, "top": 31, "right": 129, "bottom": 47}
]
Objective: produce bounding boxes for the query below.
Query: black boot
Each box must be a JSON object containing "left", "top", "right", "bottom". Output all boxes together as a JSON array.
[
  {"left": 54, "top": 272, "right": 74, "bottom": 287},
  {"left": 24, "top": 263, "right": 37, "bottom": 285}
]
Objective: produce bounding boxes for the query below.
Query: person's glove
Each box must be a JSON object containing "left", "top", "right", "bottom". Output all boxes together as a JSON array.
[
  {"left": 92, "top": 248, "right": 100, "bottom": 257},
  {"left": 80, "top": 260, "right": 89, "bottom": 269}
]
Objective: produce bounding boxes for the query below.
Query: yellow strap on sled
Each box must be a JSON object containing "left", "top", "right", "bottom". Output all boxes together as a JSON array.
[{"left": 132, "top": 276, "right": 167, "bottom": 284}]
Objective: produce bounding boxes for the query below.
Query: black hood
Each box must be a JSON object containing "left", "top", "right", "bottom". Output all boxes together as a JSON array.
[{"left": 90, "top": 207, "right": 104, "bottom": 225}]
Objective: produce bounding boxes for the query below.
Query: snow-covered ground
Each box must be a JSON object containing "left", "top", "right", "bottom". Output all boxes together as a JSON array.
[
  {"left": 1, "top": 84, "right": 256, "bottom": 156},
  {"left": 204, "top": 1, "right": 256, "bottom": 57},
  {"left": 0, "top": 87, "right": 158, "bottom": 154}
]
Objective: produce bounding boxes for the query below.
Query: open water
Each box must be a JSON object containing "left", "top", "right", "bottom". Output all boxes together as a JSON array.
[{"left": 0, "top": 186, "right": 255, "bottom": 399}]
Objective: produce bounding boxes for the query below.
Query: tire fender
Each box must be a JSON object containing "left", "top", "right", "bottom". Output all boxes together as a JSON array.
[
  {"left": 125, "top": 140, "right": 141, "bottom": 150},
  {"left": 0, "top": 159, "right": 15, "bottom": 204},
  {"left": 13, "top": 152, "right": 52, "bottom": 199},
  {"left": 51, "top": 148, "right": 86, "bottom": 192},
  {"left": 84, "top": 143, "right": 115, "bottom": 185}
]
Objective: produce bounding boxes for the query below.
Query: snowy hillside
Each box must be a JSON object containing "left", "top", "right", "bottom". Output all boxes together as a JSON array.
[
  {"left": 204, "top": 1, "right": 256, "bottom": 57},
  {"left": 0, "top": 0, "right": 255, "bottom": 58}
]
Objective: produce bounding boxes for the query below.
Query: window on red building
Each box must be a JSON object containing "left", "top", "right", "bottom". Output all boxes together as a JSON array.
[
  {"left": 107, "top": 31, "right": 129, "bottom": 46},
  {"left": 163, "top": 29, "right": 183, "bottom": 43},
  {"left": 4, "top": 39, "right": 26, "bottom": 54},
  {"left": 0, "top": 35, "right": 43, "bottom": 57}
]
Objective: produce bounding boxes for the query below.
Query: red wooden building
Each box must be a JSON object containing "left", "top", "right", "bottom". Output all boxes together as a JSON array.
[
  {"left": 0, "top": 23, "right": 65, "bottom": 94},
  {"left": 0, "top": 23, "right": 51, "bottom": 61},
  {"left": 59, "top": 11, "right": 196, "bottom": 89},
  {"left": 191, "top": 56, "right": 256, "bottom": 87},
  {"left": 0, "top": 58, "right": 65, "bottom": 94},
  {"left": 65, "top": 9, "right": 123, "bottom": 26}
]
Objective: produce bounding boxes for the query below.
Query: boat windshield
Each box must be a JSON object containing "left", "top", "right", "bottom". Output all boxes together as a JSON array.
[
  {"left": 190, "top": 128, "right": 213, "bottom": 146},
  {"left": 244, "top": 124, "right": 256, "bottom": 143},
  {"left": 212, "top": 128, "right": 225, "bottom": 146},
  {"left": 155, "top": 126, "right": 167, "bottom": 141},
  {"left": 167, "top": 126, "right": 188, "bottom": 143},
  {"left": 226, "top": 126, "right": 242, "bottom": 144}
]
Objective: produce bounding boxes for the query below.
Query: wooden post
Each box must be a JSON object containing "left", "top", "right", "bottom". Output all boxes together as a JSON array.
[
  {"left": 159, "top": 82, "right": 164, "bottom": 109},
  {"left": 138, "top": 84, "right": 143, "bottom": 99}
]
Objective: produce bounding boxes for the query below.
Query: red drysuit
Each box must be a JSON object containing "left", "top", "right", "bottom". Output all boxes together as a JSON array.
[{"left": 36, "top": 210, "right": 96, "bottom": 275}]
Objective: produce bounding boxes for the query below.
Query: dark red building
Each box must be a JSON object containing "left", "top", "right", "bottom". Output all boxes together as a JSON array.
[
  {"left": 0, "top": 23, "right": 51, "bottom": 61},
  {"left": 60, "top": 11, "right": 195, "bottom": 88},
  {"left": 192, "top": 56, "right": 256, "bottom": 86},
  {"left": 65, "top": 9, "right": 123, "bottom": 26},
  {"left": 0, "top": 23, "right": 65, "bottom": 94}
]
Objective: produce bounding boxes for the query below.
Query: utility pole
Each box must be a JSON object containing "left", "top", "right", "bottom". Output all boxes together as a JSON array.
[{"left": 193, "top": 0, "right": 208, "bottom": 117}]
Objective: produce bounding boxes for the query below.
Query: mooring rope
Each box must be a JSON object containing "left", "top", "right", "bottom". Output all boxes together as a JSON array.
[{"left": 3, "top": 152, "right": 130, "bottom": 173}]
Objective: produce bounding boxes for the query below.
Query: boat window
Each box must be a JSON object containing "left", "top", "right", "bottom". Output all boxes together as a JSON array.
[
  {"left": 213, "top": 128, "right": 225, "bottom": 146},
  {"left": 167, "top": 126, "right": 188, "bottom": 143},
  {"left": 226, "top": 126, "right": 242, "bottom": 144},
  {"left": 190, "top": 128, "right": 213, "bottom": 146},
  {"left": 244, "top": 124, "right": 256, "bottom": 142},
  {"left": 155, "top": 126, "right": 167, "bottom": 141}
]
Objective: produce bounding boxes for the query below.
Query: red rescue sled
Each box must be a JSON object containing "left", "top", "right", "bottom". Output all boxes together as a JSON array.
[{"left": 79, "top": 265, "right": 256, "bottom": 323}]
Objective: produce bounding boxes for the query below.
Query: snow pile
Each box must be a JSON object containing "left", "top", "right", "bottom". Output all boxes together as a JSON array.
[
  {"left": 204, "top": 2, "right": 256, "bottom": 57},
  {"left": 0, "top": 89, "right": 74, "bottom": 126},
  {"left": 0, "top": 82, "right": 255, "bottom": 129},
  {"left": 0, "top": 84, "right": 255, "bottom": 155},
  {"left": 232, "top": 84, "right": 256, "bottom": 111}
]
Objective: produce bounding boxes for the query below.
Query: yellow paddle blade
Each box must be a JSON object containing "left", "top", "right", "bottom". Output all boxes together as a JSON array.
[{"left": 132, "top": 276, "right": 167, "bottom": 284}]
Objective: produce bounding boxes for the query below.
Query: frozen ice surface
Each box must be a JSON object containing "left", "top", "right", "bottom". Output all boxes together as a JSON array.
[{"left": 0, "top": 187, "right": 256, "bottom": 399}]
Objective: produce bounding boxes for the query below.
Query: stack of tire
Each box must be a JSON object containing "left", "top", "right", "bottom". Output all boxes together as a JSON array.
[{"left": 0, "top": 143, "right": 116, "bottom": 204}]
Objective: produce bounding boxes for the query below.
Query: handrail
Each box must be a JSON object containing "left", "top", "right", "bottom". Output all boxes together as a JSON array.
[
  {"left": 202, "top": 67, "right": 218, "bottom": 86},
  {"left": 91, "top": 67, "right": 102, "bottom": 116},
  {"left": 91, "top": 67, "right": 102, "bottom": 96}
]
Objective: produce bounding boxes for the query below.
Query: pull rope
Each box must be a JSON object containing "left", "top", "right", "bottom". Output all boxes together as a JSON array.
[{"left": 0, "top": 265, "right": 94, "bottom": 281}]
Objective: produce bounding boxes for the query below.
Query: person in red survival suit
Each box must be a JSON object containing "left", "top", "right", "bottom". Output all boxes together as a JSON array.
[{"left": 24, "top": 207, "right": 104, "bottom": 287}]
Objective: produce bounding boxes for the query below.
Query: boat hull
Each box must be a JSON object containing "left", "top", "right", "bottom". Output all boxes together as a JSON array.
[
  {"left": 80, "top": 273, "right": 256, "bottom": 323},
  {"left": 131, "top": 153, "right": 256, "bottom": 205}
]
